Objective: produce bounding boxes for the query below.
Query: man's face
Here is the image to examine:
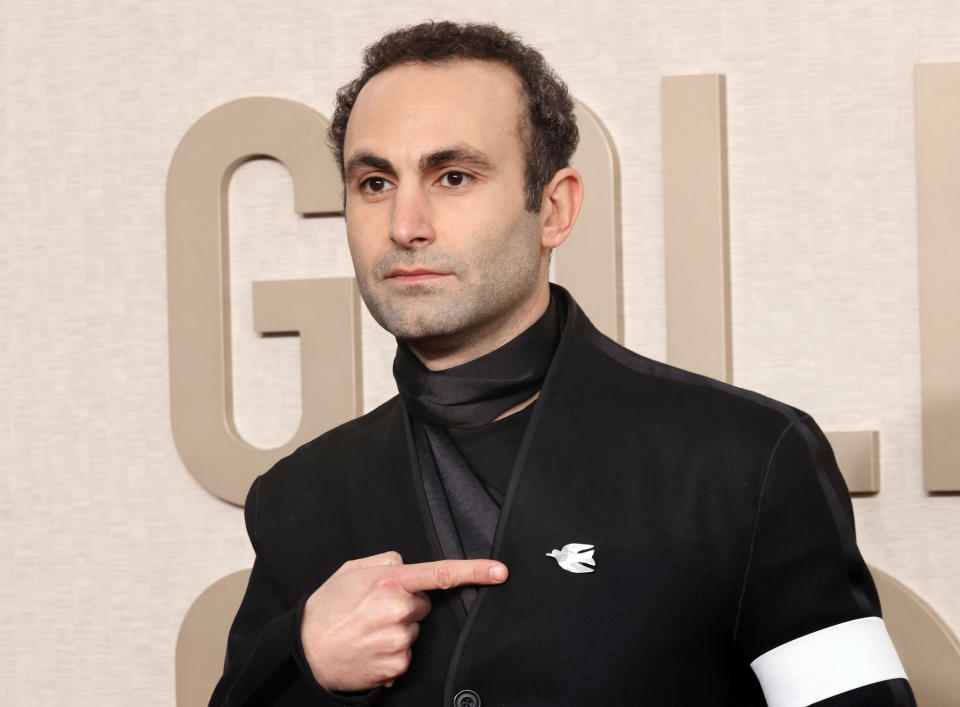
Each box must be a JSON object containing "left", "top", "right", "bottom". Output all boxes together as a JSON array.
[{"left": 342, "top": 60, "right": 547, "bottom": 358}]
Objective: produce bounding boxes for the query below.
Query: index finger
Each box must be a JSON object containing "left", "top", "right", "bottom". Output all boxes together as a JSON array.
[{"left": 392, "top": 559, "right": 508, "bottom": 594}]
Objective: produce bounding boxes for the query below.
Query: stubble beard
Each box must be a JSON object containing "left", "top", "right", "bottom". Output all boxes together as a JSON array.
[{"left": 356, "top": 243, "right": 543, "bottom": 353}]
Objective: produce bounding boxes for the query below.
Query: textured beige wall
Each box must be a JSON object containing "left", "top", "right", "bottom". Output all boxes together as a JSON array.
[{"left": 2, "top": 1, "right": 959, "bottom": 704}]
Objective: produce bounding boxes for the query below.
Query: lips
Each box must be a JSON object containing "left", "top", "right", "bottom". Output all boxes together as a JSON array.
[{"left": 386, "top": 268, "right": 450, "bottom": 283}]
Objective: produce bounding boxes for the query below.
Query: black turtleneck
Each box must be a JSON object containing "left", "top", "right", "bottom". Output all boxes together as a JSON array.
[{"left": 447, "top": 403, "right": 535, "bottom": 503}]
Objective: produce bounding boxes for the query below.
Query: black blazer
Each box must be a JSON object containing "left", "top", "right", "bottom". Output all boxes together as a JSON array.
[{"left": 211, "top": 296, "right": 913, "bottom": 706}]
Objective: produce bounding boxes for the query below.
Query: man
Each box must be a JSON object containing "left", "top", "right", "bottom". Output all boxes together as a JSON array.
[{"left": 211, "top": 21, "right": 915, "bottom": 706}]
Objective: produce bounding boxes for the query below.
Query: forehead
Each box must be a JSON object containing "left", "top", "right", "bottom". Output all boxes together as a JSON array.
[{"left": 344, "top": 59, "right": 527, "bottom": 162}]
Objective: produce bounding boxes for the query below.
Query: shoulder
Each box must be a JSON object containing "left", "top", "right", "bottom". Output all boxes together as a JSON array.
[
  {"left": 272, "top": 395, "right": 403, "bottom": 471},
  {"left": 245, "top": 396, "right": 405, "bottom": 527},
  {"left": 564, "top": 316, "right": 810, "bottom": 451}
]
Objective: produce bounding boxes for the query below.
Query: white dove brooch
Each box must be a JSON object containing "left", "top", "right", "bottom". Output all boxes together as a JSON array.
[{"left": 546, "top": 543, "right": 596, "bottom": 573}]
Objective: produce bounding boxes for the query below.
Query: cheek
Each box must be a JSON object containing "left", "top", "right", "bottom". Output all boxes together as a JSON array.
[
  {"left": 345, "top": 228, "right": 375, "bottom": 273},
  {"left": 494, "top": 213, "right": 542, "bottom": 258},
  {"left": 345, "top": 209, "right": 381, "bottom": 264}
]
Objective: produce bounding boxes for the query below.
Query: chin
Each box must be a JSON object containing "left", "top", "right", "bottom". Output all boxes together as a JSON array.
[
  {"left": 385, "top": 317, "right": 464, "bottom": 343},
  {"left": 372, "top": 302, "right": 474, "bottom": 344}
]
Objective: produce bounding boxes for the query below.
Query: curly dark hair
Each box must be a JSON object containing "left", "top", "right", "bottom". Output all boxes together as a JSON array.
[{"left": 328, "top": 21, "right": 579, "bottom": 212}]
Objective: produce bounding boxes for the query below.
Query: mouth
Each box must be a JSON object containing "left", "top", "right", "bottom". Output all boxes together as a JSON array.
[{"left": 385, "top": 268, "right": 450, "bottom": 284}]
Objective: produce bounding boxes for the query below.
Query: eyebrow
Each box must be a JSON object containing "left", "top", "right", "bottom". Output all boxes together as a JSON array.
[
  {"left": 343, "top": 144, "right": 496, "bottom": 181},
  {"left": 344, "top": 152, "right": 395, "bottom": 180},
  {"left": 418, "top": 145, "right": 495, "bottom": 172}
]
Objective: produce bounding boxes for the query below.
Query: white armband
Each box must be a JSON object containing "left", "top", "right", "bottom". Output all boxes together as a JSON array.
[{"left": 750, "top": 616, "right": 907, "bottom": 707}]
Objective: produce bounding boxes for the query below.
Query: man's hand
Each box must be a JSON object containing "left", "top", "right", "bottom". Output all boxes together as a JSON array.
[{"left": 301, "top": 551, "right": 509, "bottom": 692}]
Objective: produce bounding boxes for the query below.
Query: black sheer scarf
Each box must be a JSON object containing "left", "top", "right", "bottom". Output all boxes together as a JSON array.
[
  {"left": 393, "top": 292, "right": 564, "bottom": 611},
  {"left": 393, "top": 295, "right": 563, "bottom": 429}
]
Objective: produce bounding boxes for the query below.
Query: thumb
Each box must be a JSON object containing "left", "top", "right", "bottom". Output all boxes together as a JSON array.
[{"left": 333, "top": 550, "right": 403, "bottom": 576}]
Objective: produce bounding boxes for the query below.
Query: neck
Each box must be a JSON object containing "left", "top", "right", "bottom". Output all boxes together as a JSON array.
[{"left": 405, "top": 283, "right": 552, "bottom": 371}]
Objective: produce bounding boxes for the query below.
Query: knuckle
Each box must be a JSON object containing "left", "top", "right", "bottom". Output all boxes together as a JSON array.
[
  {"left": 375, "top": 652, "right": 409, "bottom": 683},
  {"left": 393, "top": 651, "right": 411, "bottom": 675},
  {"left": 384, "top": 550, "right": 403, "bottom": 565},
  {"left": 372, "top": 629, "right": 404, "bottom": 656},
  {"left": 374, "top": 665, "right": 396, "bottom": 684},
  {"left": 391, "top": 626, "right": 413, "bottom": 650},
  {"left": 374, "top": 573, "right": 401, "bottom": 593},
  {"left": 386, "top": 601, "right": 412, "bottom": 625},
  {"left": 435, "top": 566, "right": 454, "bottom": 590}
]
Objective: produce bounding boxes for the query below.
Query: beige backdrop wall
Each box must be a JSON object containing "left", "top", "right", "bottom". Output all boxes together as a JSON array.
[{"left": 2, "top": 0, "right": 959, "bottom": 704}]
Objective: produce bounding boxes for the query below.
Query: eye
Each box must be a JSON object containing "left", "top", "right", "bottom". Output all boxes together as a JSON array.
[
  {"left": 438, "top": 171, "right": 471, "bottom": 188},
  {"left": 359, "top": 176, "right": 393, "bottom": 194}
]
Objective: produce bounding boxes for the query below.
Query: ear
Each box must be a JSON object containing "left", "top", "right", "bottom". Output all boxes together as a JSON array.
[{"left": 539, "top": 167, "right": 584, "bottom": 250}]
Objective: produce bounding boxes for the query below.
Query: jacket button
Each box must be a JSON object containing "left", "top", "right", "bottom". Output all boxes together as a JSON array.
[{"left": 454, "top": 689, "right": 481, "bottom": 707}]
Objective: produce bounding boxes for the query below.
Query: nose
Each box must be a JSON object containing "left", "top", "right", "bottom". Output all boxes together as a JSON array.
[{"left": 389, "top": 183, "right": 435, "bottom": 248}]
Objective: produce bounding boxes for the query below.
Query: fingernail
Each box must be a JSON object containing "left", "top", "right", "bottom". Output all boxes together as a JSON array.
[{"left": 489, "top": 565, "right": 507, "bottom": 582}]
